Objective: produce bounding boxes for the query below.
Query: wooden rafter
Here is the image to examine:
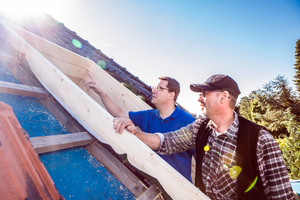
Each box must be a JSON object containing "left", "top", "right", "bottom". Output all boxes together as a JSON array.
[
  {"left": 0, "top": 19, "right": 209, "bottom": 199},
  {"left": 1, "top": 26, "right": 160, "bottom": 200},
  {"left": 29, "top": 132, "right": 96, "bottom": 154},
  {"left": 0, "top": 80, "right": 50, "bottom": 98}
]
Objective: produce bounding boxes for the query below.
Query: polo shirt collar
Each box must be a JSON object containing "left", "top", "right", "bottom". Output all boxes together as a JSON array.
[{"left": 154, "top": 105, "right": 180, "bottom": 120}]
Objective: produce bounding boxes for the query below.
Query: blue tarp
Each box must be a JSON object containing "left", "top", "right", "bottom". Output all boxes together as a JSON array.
[{"left": 0, "top": 61, "right": 135, "bottom": 199}]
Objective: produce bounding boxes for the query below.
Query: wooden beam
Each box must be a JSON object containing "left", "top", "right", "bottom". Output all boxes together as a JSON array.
[
  {"left": 5, "top": 21, "right": 152, "bottom": 113},
  {"left": 30, "top": 132, "right": 96, "bottom": 154},
  {"left": 0, "top": 51, "right": 19, "bottom": 65},
  {"left": 0, "top": 80, "right": 50, "bottom": 98},
  {"left": 86, "top": 142, "right": 149, "bottom": 198},
  {"left": 137, "top": 185, "right": 162, "bottom": 200},
  {"left": 3, "top": 63, "right": 86, "bottom": 133},
  {"left": 0, "top": 20, "right": 209, "bottom": 199},
  {"left": 1, "top": 21, "right": 166, "bottom": 200}
]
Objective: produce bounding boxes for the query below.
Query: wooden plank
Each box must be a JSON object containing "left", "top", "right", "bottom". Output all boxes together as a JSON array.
[
  {"left": 0, "top": 80, "right": 50, "bottom": 98},
  {"left": 3, "top": 62, "right": 86, "bottom": 133},
  {"left": 86, "top": 142, "right": 148, "bottom": 197},
  {"left": 5, "top": 59, "right": 152, "bottom": 198},
  {"left": 0, "top": 20, "right": 208, "bottom": 199},
  {"left": 0, "top": 52, "right": 19, "bottom": 65},
  {"left": 2, "top": 61, "right": 84, "bottom": 133},
  {"left": 29, "top": 132, "right": 96, "bottom": 154},
  {"left": 137, "top": 185, "right": 162, "bottom": 200},
  {"left": 1, "top": 22, "right": 163, "bottom": 199},
  {"left": 5, "top": 21, "right": 152, "bottom": 113},
  {"left": 41, "top": 53, "right": 88, "bottom": 82}
]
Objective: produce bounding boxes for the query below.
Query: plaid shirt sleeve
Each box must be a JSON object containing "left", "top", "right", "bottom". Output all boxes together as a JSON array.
[
  {"left": 257, "top": 130, "right": 296, "bottom": 199},
  {"left": 157, "top": 118, "right": 203, "bottom": 155}
]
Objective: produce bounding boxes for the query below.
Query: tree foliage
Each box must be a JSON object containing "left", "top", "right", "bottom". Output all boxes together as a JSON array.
[
  {"left": 294, "top": 39, "right": 300, "bottom": 93},
  {"left": 238, "top": 75, "right": 300, "bottom": 137},
  {"left": 276, "top": 121, "right": 300, "bottom": 180},
  {"left": 237, "top": 75, "right": 300, "bottom": 179}
]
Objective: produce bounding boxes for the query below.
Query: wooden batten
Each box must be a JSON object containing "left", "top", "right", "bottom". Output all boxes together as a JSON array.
[
  {"left": 0, "top": 80, "right": 50, "bottom": 98},
  {"left": 85, "top": 142, "right": 150, "bottom": 197},
  {"left": 0, "top": 52, "right": 19, "bottom": 65},
  {"left": 0, "top": 20, "right": 209, "bottom": 199},
  {"left": 137, "top": 185, "right": 162, "bottom": 200},
  {"left": 6, "top": 21, "right": 151, "bottom": 113},
  {"left": 30, "top": 132, "right": 96, "bottom": 154}
]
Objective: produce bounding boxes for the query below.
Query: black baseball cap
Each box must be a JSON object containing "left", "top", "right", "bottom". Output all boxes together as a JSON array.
[{"left": 190, "top": 74, "right": 241, "bottom": 99}]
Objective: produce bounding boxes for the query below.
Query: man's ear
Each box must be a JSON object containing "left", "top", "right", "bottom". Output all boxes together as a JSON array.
[
  {"left": 220, "top": 91, "right": 230, "bottom": 103},
  {"left": 169, "top": 91, "right": 175, "bottom": 100}
]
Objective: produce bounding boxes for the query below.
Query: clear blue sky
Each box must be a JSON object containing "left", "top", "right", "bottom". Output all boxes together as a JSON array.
[{"left": 3, "top": 0, "right": 300, "bottom": 115}]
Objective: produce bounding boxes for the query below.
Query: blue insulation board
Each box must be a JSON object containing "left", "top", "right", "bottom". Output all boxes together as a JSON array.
[{"left": 0, "top": 61, "right": 135, "bottom": 199}]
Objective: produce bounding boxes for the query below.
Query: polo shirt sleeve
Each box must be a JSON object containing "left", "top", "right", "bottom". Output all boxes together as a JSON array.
[{"left": 129, "top": 110, "right": 150, "bottom": 128}]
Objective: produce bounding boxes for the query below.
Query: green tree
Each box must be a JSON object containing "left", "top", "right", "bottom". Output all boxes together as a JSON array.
[
  {"left": 238, "top": 75, "right": 300, "bottom": 179},
  {"left": 294, "top": 39, "right": 300, "bottom": 93},
  {"left": 238, "top": 75, "right": 299, "bottom": 137},
  {"left": 238, "top": 91, "right": 266, "bottom": 123},
  {"left": 276, "top": 121, "right": 300, "bottom": 180}
]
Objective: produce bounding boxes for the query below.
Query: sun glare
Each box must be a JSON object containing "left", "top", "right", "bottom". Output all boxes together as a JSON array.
[{"left": 1, "top": 0, "right": 44, "bottom": 20}]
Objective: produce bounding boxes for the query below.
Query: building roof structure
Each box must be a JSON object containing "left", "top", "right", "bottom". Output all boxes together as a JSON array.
[{"left": 0, "top": 12, "right": 165, "bottom": 200}]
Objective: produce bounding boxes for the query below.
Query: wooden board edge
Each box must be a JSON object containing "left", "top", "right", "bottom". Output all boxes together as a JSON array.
[{"left": 0, "top": 20, "right": 209, "bottom": 200}]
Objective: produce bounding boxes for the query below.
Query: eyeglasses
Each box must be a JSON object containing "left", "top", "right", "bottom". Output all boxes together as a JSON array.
[
  {"left": 151, "top": 85, "right": 168, "bottom": 91},
  {"left": 199, "top": 90, "right": 223, "bottom": 98}
]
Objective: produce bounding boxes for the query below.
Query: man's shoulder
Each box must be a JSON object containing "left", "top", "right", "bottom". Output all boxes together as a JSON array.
[
  {"left": 176, "top": 107, "right": 196, "bottom": 119},
  {"left": 130, "top": 109, "right": 156, "bottom": 114},
  {"left": 190, "top": 117, "right": 209, "bottom": 129},
  {"left": 129, "top": 109, "right": 157, "bottom": 119}
]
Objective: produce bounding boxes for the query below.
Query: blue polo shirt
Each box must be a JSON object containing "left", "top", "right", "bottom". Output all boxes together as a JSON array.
[{"left": 129, "top": 106, "right": 196, "bottom": 181}]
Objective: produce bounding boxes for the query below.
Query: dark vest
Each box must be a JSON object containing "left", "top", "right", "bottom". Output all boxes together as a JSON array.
[{"left": 195, "top": 116, "right": 267, "bottom": 199}]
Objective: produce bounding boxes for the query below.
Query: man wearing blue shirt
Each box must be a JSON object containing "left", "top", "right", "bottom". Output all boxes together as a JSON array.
[{"left": 85, "top": 72, "right": 195, "bottom": 181}]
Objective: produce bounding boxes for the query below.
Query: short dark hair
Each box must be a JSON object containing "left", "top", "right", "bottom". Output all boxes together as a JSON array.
[{"left": 158, "top": 76, "right": 180, "bottom": 101}]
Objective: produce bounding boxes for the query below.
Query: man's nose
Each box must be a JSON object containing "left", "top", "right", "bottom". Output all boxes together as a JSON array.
[{"left": 198, "top": 96, "right": 203, "bottom": 102}]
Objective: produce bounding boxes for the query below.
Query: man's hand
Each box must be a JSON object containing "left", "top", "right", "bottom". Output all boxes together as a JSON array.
[
  {"left": 85, "top": 72, "right": 103, "bottom": 94},
  {"left": 113, "top": 118, "right": 161, "bottom": 150},
  {"left": 113, "top": 117, "right": 138, "bottom": 134}
]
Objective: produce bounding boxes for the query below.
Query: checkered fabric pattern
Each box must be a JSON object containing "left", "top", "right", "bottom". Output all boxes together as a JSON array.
[{"left": 157, "top": 112, "right": 295, "bottom": 199}]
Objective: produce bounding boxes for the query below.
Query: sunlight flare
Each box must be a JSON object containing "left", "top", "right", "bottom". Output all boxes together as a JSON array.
[{"left": 1, "top": 0, "right": 44, "bottom": 20}]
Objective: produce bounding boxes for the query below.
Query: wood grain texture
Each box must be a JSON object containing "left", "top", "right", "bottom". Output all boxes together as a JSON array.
[
  {"left": 30, "top": 132, "right": 96, "bottom": 154},
  {"left": 0, "top": 80, "right": 50, "bottom": 98},
  {"left": 0, "top": 20, "right": 209, "bottom": 200}
]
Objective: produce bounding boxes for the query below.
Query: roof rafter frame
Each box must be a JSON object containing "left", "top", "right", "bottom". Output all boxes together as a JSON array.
[
  {"left": 0, "top": 80, "right": 50, "bottom": 98},
  {"left": 29, "top": 131, "right": 163, "bottom": 199},
  {"left": 0, "top": 23, "right": 160, "bottom": 199},
  {"left": 1, "top": 55, "right": 156, "bottom": 199},
  {"left": 0, "top": 19, "right": 208, "bottom": 199},
  {"left": 29, "top": 132, "right": 96, "bottom": 154}
]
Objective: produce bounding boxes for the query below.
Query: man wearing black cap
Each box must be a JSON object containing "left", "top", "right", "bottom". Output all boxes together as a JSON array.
[{"left": 113, "top": 74, "right": 295, "bottom": 199}]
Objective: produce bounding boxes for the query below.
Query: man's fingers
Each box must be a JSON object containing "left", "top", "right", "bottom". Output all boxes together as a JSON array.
[
  {"left": 113, "top": 118, "right": 132, "bottom": 134},
  {"left": 85, "top": 81, "right": 92, "bottom": 92},
  {"left": 87, "top": 71, "right": 94, "bottom": 81},
  {"left": 84, "top": 80, "right": 90, "bottom": 86},
  {"left": 113, "top": 118, "right": 124, "bottom": 133},
  {"left": 126, "top": 124, "right": 136, "bottom": 134}
]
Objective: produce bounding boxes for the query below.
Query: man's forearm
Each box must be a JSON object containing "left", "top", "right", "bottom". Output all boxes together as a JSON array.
[
  {"left": 98, "top": 92, "right": 128, "bottom": 118},
  {"left": 85, "top": 72, "right": 128, "bottom": 118},
  {"left": 135, "top": 130, "right": 161, "bottom": 151}
]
